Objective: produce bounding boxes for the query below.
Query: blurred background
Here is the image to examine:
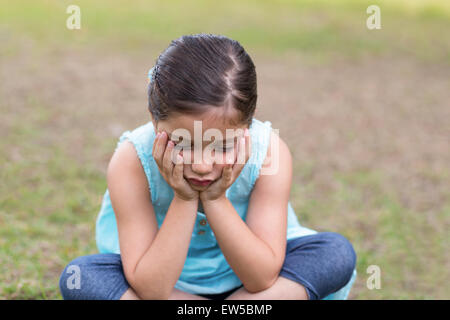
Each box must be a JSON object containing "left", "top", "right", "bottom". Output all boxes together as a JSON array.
[{"left": 0, "top": 0, "right": 449, "bottom": 299}]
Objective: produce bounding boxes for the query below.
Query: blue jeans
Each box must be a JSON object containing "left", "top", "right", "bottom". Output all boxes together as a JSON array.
[{"left": 59, "top": 232, "right": 357, "bottom": 300}]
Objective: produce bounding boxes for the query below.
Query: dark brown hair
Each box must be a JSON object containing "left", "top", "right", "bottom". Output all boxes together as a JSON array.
[{"left": 148, "top": 33, "right": 257, "bottom": 127}]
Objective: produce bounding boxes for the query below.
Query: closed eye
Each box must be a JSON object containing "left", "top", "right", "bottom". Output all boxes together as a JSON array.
[
  {"left": 211, "top": 143, "right": 235, "bottom": 153},
  {"left": 221, "top": 146, "right": 235, "bottom": 152},
  {"left": 172, "top": 140, "right": 235, "bottom": 152},
  {"left": 172, "top": 140, "right": 192, "bottom": 150}
]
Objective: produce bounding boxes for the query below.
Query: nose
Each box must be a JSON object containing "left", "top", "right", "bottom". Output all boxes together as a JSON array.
[
  {"left": 191, "top": 160, "right": 213, "bottom": 175},
  {"left": 191, "top": 151, "right": 214, "bottom": 175}
]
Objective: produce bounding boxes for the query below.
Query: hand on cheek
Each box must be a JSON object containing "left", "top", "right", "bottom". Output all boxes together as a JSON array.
[
  {"left": 199, "top": 128, "right": 251, "bottom": 202},
  {"left": 152, "top": 131, "right": 199, "bottom": 202}
]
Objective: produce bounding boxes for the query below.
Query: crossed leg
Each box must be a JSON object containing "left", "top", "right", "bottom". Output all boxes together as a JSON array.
[
  {"left": 225, "top": 276, "right": 308, "bottom": 300},
  {"left": 121, "top": 276, "right": 308, "bottom": 300},
  {"left": 120, "top": 287, "right": 211, "bottom": 300}
]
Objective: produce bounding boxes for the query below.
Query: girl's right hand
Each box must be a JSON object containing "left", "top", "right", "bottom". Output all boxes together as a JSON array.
[{"left": 152, "top": 131, "right": 199, "bottom": 202}]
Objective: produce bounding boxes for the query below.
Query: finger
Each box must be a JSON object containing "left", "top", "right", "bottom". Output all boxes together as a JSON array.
[
  {"left": 153, "top": 131, "right": 164, "bottom": 159},
  {"left": 220, "top": 164, "right": 234, "bottom": 188},
  {"left": 152, "top": 131, "right": 160, "bottom": 156},
  {"left": 172, "top": 154, "right": 184, "bottom": 182},
  {"left": 162, "top": 139, "right": 175, "bottom": 175},
  {"left": 153, "top": 131, "right": 168, "bottom": 169}
]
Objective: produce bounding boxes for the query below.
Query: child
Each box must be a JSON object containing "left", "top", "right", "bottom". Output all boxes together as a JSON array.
[{"left": 59, "top": 34, "right": 357, "bottom": 300}]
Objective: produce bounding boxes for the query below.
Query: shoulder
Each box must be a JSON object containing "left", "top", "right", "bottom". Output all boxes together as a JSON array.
[
  {"left": 110, "top": 120, "right": 156, "bottom": 186},
  {"left": 262, "top": 131, "right": 291, "bottom": 170},
  {"left": 109, "top": 140, "right": 141, "bottom": 173},
  {"left": 107, "top": 140, "right": 150, "bottom": 193},
  {"left": 253, "top": 131, "right": 292, "bottom": 191},
  {"left": 115, "top": 121, "right": 156, "bottom": 160}
]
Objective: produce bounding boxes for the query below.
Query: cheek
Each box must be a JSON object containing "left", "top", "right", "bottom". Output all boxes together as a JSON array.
[
  {"left": 212, "top": 165, "right": 222, "bottom": 179},
  {"left": 214, "top": 163, "right": 230, "bottom": 176},
  {"left": 183, "top": 163, "right": 191, "bottom": 176},
  {"left": 224, "top": 149, "right": 237, "bottom": 164}
]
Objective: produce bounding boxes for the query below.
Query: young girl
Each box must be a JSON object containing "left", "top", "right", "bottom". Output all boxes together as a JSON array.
[{"left": 59, "top": 34, "right": 357, "bottom": 300}]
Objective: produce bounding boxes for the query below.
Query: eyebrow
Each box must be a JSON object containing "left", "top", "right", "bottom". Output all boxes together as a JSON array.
[{"left": 168, "top": 133, "right": 237, "bottom": 145}]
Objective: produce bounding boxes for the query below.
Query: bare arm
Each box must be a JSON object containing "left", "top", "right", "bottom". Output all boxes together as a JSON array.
[
  {"left": 202, "top": 131, "right": 290, "bottom": 293},
  {"left": 108, "top": 140, "right": 198, "bottom": 300}
]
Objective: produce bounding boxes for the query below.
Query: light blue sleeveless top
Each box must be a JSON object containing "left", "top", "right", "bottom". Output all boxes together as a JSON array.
[{"left": 95, "top": 117, "right": 317, "bottom": 294}]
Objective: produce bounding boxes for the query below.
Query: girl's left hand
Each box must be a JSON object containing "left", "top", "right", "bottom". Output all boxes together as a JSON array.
[{"left": 199, "top": 128, "right": 252, "bottom": 202}]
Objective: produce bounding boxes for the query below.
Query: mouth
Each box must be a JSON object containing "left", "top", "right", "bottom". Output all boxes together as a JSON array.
[{"left": 187, "top": 178, "right": 213, "bottom": 187}]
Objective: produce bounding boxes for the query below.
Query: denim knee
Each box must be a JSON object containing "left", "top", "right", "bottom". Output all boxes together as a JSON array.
[
  {"left": 59, "top": 255, "right": 90, "bottom": 300},
  {"left": 319, "top": 232, "right": 357, "bottom": 285},
  {"left": 59, "top": 253, "right": 129, "bottom": 300}
]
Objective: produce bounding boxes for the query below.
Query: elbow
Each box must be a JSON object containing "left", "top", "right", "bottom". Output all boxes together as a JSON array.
[
  {"left": 127, "top": 272, "right": 172, "bottom": 300},
  {"left": 133, "top": 285, "right": 168, "bottom": 300},
  {"left": 244, "top": 256, "right": 282, "bottom": 293},
  {"left": 131, "top": 280, "right": 171, "bottom": 300},
  {"left": 244, "top": 273, "right": 279, "bottom": 294}
]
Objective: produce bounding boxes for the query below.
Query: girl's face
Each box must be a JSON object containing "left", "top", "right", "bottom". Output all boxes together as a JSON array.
[{"left": 153, "top": 109, "right": 248, "bottom": 190}]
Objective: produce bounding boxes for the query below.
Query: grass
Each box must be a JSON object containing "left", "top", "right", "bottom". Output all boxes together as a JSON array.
[
  {"left": 292, "top": 168, "right": 449, "bottom": 299},
  {"left": 1, "top": 0, "right": 449, "bottom": 62},
  {"left": 0, "top": 0, "right": 449, "bottom": 299}
]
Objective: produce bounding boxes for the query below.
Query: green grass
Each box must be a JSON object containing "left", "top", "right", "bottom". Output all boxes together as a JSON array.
[
  {"left": 1, "top": 0, "right": 449, "bottom": 62},
  {"left": 291, "top": 169, "right": 449, "bottom": 299},
  {"left": 0, "top": 101, "right": 104, "bottom": 298}
]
